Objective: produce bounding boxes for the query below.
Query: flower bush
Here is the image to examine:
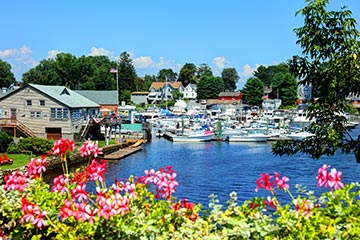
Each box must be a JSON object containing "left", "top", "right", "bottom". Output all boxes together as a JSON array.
[{"left": 1, "top": 138, "right": 360, "bottom": 239}]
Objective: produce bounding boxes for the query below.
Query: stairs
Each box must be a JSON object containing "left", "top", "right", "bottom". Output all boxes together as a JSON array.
[{"left": 16, "top": 120, "right": 36, "bottom": 138}]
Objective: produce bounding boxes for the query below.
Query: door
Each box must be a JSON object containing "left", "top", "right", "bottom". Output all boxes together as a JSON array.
[
  {"left": 10, "top": 108, "right": 16, "bottom": 123},
  {"left": 46, "top": 127, "right": 62, "bottom": 140}
]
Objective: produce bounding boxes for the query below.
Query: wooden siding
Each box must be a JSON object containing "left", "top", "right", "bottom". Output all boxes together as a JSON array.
[{"left": 0, "top": 86, "right": 73, "bottom": 139}]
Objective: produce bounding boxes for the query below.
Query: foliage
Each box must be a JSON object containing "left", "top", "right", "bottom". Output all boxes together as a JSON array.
[
  {"left": 178, "top": 63, "right": 198, "bottom": 87},
  {"left": 0, "top": 59, "right": 16, "bottom": 87},
  {"left": 221, "top": 67, "right": 240, "bottom": 92},
  {"left": 22, "top": 54, "right": 116, "bottom": 90},
  {"left": 253, "top": 63, "right": 291, "bottom": 89},
  {"left": 196, "top": 75, "right": 224, "bottom": 99},
  {"left": 1, "top": 139, "right": 360, "bottom": 239},
  {"left": 241, "top": 77, "right": 264, "bottom": 106},
  {"left": 273, "top": 0, "right": 360, "bottom": 161},
  {"left": 271, "top": 72, "right": 298, "bottom": 106},
  {"left": 117, "top": 52, "right": 138, "bottom": 103},
  {"left": 0, "top": 132, "right": 13, "bottom": 153},
  {"left": 157, "top": 69, "right": 177, "bottom": 82},
  {"left": 196, "top": 63, "right": 213, "bottom": 79},
  {"left": 7, "top": 137, "right": 54, "bottom": 155}
]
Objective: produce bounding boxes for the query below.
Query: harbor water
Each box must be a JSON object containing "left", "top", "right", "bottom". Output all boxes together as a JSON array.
[{"left": 105, "top": 126, "right": 360, "bottom": 207}]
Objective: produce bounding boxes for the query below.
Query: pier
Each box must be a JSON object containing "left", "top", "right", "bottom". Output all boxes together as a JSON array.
[{"left": 102, "top": 139, "right": 146, "bottom": 160}]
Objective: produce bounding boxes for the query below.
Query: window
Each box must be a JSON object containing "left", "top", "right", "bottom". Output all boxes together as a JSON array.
[
  {"left": 39, "top": 100, "right": 45, "bottom": 106},
  {"left": 26, "top": 100, "right": 32, "bottom": 106},
  {"left": 50, "top": 108, "right": 69, "bottom": 120},
  {"left": 71, "top": 109, "right": 82, "bottom": 119},
  {"left": 30, "top": 111, "right": 42, "bottom": 118}
]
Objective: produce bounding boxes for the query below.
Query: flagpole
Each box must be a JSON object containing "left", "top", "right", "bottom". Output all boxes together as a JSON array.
[{"left": 116, "top": 67, "right": 119, "bottom": 106}]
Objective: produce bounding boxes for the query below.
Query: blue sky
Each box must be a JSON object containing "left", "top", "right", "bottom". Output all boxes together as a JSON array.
[{"left": 1, "top": 0, "right": 359, "bottom": 89}]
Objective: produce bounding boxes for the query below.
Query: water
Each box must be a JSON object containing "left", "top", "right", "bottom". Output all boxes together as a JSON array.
[{"left": 104, "top": 126, "right": 360, "bottom": 207}]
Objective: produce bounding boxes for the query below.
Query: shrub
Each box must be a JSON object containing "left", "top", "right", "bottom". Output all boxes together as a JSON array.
[
  {"left": 0, "top": 132, "right": 13, "bottom": 153},
  {"left": 7, "top": 137, "right": 54, "bottom": 155}
]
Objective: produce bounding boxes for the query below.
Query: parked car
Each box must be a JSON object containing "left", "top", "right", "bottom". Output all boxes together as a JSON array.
[{"left": 111, "top": 126, "right": 135, "bottom": 135}]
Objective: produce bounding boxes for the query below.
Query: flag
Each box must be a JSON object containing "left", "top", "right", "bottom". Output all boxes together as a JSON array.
[{"left": 110, "top": 67, "right": 117, "bottom": 74}]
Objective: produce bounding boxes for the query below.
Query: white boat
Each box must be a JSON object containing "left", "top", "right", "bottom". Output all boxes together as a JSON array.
[
  {"left": 171, "top": 130, "right": 214, "bottom": 142},
  {"left": 226, "top": 129, "right": 270, "bottom": 142},
  {"left": 287, "top": 131, "right": 315, "bottom": 141}
]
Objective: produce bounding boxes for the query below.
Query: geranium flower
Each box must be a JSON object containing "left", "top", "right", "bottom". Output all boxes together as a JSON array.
[
  {"left": 79, "top": 140, "right": 102, "bottom": 158},
  {"left": 51, "top": 138, "right": 75, "bottom": 156},
  {"left": 4, "top": 170, "right": 29, "bottom": 192},
  {"left": 27, "top": 155, "right": 47, "bottom": 177}
]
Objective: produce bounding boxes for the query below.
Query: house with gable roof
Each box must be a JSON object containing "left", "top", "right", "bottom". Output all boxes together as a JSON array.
[
  {"left": 183, "top": 84, "right": 197, "bottom": 100},
  {"left": 147, "top": 82, "right": 184, "bottom": 104},
  {"left": 0, "top": 84, "right": 100, "bottom": 140}
]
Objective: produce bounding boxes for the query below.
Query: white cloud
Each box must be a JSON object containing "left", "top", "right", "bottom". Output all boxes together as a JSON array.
[
  {"left": 0, "top": 45, "right": 38, "bottom": 81},
  {"left": 241, "top": 63, "right": 260, "bottom": 77},
  {"left": 88, "top": 47, "right": 114, "bottom": 58},
  {"left": 133, "top": 55, "right": 175, "bottom": 70},
  {"left": 47, "top": 50, "right": 62, "bottom": 59},
  {"left": 212, "top": 56, "right": 229, "bottom": 69},
  {"left": 133, "top": 56, "right": 154, "bottom": 68}
]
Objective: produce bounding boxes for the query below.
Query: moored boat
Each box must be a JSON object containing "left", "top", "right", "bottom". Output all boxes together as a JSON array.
[
  {"left": 226, "top": 129, "right": 270, "bottom": 142},
  {"left": 171, "top": 130, "right": 214, "bottom": 142}
]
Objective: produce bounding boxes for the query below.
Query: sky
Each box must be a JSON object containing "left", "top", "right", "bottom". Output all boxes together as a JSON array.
[{"left": 1, "top": 0, "right": 360, "bottom": 90}]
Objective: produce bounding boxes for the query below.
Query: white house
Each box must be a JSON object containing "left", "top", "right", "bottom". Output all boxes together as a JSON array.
[
  {"left": 147, "top": 82, "right": 184, "bottom": 104},
  {"left": 183, "top": 84, "right": 197, "bottom": 100}
]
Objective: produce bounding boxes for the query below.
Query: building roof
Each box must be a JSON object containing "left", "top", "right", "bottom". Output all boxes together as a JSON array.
[
  {"left": 75, "top": 90, "right": 118, "bottom": 105},
  {"left": 28, "top": 84, "right": 100, "bottom": 108},
  {"left": 149, "top": 82, "right": 183, "bottom": 91},
  {"left": 218, "top": 92, "right": 242, "bottom": 97},
  {"left": 132, "top": 91, "right": 149, "bottom": 95}
]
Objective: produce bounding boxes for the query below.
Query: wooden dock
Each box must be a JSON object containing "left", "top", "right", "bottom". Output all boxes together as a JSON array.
[{"left": 103, "top": 139, "right": 146, "bottom": 160}]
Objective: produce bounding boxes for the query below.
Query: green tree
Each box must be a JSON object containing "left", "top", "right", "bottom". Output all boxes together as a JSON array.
[
  {"left": 254, "top": 63, "right": 291, "bottom": 90},
  {"left": 196, "top": 76, "right": 224, "bottom": 99},
  {"left": 273, "top": 0, "right": 360, "bottom": 161},
  {"left": 117, "top": 52, "right": 138, "bottom": 103},
  {"left": 271, "top": 72, "right": 298, "bottom": 106},
  {"left": 221, "top": 68, "right": 239, "bottom": 92},
  {"left": 157, "top": 69, "right": 177, "bottom": 82},
  {"left": 22, "top": 54, "right": 116, "bottom": 91},
  {"left": 196, "top": 63, "right": 213, "bottom": 79},
  {"left": 241, "top": 77, "right": 264, "bottom": 106},
  {"left": 178, "top": 63, "right": 197, "bottom": 86},
  {"left": 0, "top": 59, "right": 16, "bottom": 88},
  {"left": 23, "top": 58, "right": 61, "bottom": 86}
]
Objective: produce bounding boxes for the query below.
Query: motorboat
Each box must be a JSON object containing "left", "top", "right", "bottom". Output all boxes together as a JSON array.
[
  {"left": 287, "top": 131, "right": 315, "bottom": 141},
  {"left": 171, "top": 130, "right": 214, "bottom": 142},
  {"left": 226, "top": 129, "right": 270, "bottom": 142}
]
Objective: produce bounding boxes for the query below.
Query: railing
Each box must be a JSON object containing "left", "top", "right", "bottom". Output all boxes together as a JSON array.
[{"left": 0, "top": 118, "right": 36, "bottom": 138}]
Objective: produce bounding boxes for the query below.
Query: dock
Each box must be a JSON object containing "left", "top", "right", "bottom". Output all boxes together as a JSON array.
[{"left": 103, "top": 139, "right": 146, "bottom": 160}]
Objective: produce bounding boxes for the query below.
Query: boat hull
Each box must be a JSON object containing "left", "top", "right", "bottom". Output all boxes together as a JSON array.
[
  {"left": 171, "top": 133, "right": 214, "bottom": 142},
  {"left": 227, "top": 134, "right": 269, "bottom": 142}
]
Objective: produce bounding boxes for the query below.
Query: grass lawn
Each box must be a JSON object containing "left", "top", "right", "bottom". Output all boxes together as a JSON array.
[{"left": 0, "top": 154, "right": 33, "bottom": 170}]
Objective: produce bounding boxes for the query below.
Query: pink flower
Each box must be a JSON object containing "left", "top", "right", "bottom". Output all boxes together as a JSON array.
[
  {"left": 60, "top": 199, "right": 74, "bottom": 220},
  {"left": 79, "top": 140, "right": 103, "bottom": 158},
  {"left": 328, "top": 168, "right": 344, "bottom": 190},
  {"left": 52, "top": 174, "right": 69, "bottom": 194},
  {"left": 20, "top": 197, "right": 47, "bottom": 228},
  {"left": 27, "top": 156, "right": 47, "bottom": 177},
  {"left": 51, "top": 138, "right": 75, "bottom": 156},
  {"left": 4, "top": 170, "right": 29, "bottom": 192},
  {"left": 71, "top": 183, "right": 88, "bottom": 202},
  {"left": 274, "top": 172, "right": 290, "bottom": 190},
  {"left": 255, "top": 173, "right": 274, "bottom": 192},
  {"left": 85, "top": 159, "right": 107, "bottom": 182},
  {"left": 316, "top": 164, "right": 345, "bottom": 190}
]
